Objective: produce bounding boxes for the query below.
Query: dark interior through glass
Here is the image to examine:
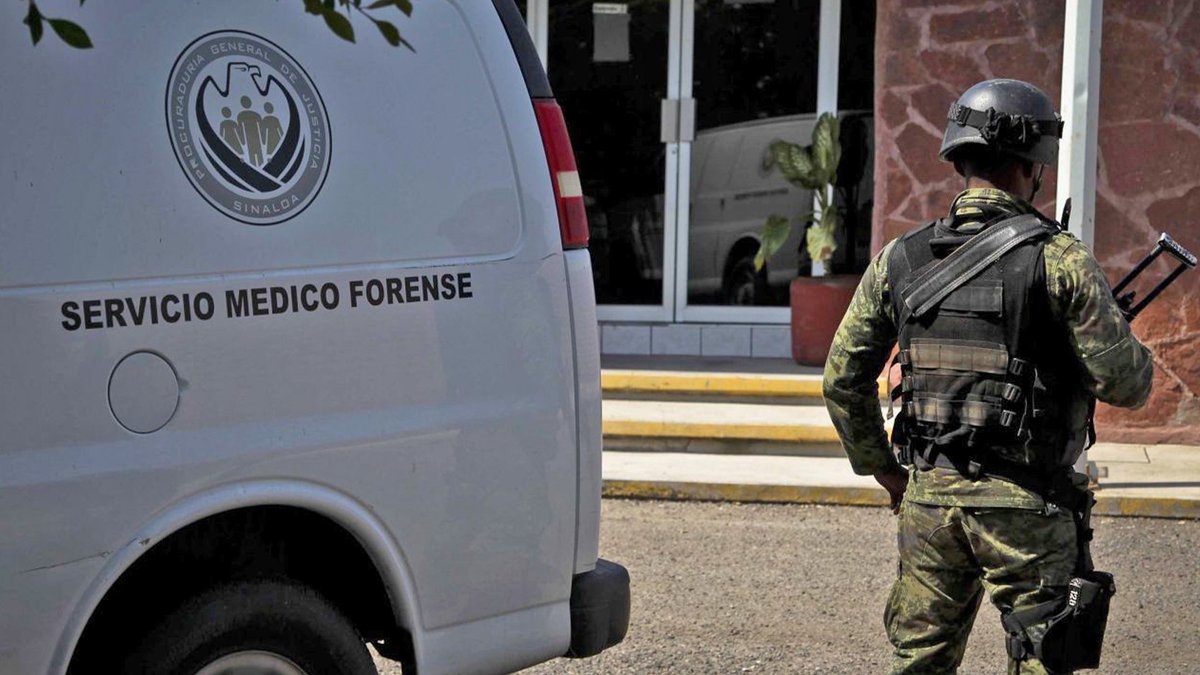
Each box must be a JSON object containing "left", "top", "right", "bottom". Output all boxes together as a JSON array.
[{"left": 549, "top": 0, "right": 670, "bottom": 306}]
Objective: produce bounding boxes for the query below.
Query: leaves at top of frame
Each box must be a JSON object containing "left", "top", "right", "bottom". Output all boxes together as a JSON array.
[
  {"left": 23, "top": 2, "right": 43, "bottom": 45},
  {"left": 48, "top": 18, "right": 92, "bottom": 48},
  {"left": 18, "top": 0, "right": 416, "bottom": 50},
  {"left": 367, "top": 0, "right": 413, "bottom": 15},
  {"left": 321, "top": 5, "right": 356, "bottom": 42},
  {"left": 370, "top": 17, "right": 414, "bottom": 50}
]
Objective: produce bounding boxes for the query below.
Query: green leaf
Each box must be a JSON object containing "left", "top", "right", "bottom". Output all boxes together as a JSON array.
[
  {"left": 304, "top": 0, "right": 324, "bottom": 14},
  {"left": 820, "top": 204, "right": 841, "bottom": 231},
  {"left": 812, "top": 113, "right": 841, "bottom": 184},
  {"left": 805, "top": 219, "right": 837, "bottom": 266},
  {"left": 372, "top": 17, "right": 401, "bottom": 46},
  {"left": 768, "top": 140, "right": 823, "bottom": 190},
  {"left": 24, "top": 2, "right": 44, "bottom": 45},
  {"left": 755, "top": 214, "right": 792, "bottom": 271},
  {"left": 48, "top": 18, "right": 91, "bottom": 48},
  {"left": 368, "top": 0, "right": 412, "bottom": 12},
  {"left": 322, "top": 6, "right": 356, "bottom": 42}
]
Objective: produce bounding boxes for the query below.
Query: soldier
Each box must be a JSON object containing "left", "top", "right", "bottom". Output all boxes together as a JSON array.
[{"left": 822, "top": 78, "right": 1153, "bottom": 674}]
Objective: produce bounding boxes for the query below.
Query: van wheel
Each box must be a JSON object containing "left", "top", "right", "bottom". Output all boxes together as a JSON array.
[
  {"left": 122, "top": 580, "right": 378, "bottom": 675},
  {"left": 724, "top": 255, "right": 767, "bottom": 306}
]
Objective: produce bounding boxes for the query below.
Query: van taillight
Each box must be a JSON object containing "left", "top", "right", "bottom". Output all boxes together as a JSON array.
[{"left": 534, "top": 99, "right": 589, "bottom": 250}]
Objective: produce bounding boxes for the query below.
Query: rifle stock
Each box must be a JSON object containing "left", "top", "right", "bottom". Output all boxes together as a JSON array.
[{"left": 1112, "top": 233, "right": 1197, "bottom": 321}]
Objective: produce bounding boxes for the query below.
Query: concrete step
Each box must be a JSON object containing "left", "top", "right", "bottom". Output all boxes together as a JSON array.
[
  {"left": 602, "top": 368, "right": 886, "bottom": 404},
  {"left": 599, "top": 447, "right": 1200, "bottom": 519},
  {"left": 602, "top": 399, "right": 891, "bottom": 456}
]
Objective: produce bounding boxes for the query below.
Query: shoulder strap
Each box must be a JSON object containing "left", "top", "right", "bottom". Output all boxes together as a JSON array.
[
  {"left": 900, "top": 214, "right": 1055, "bottom": 322},
  {"left": 886, "top": 220, "right": 937, "bottom": 322}
]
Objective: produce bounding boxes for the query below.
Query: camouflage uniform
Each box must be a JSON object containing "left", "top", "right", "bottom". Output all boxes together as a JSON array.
[{"left": 823, "top": 188, "right": 1154, "bottom": 674}]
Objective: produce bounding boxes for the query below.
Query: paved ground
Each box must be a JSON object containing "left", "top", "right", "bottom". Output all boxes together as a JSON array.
[{"left": 377, "top": 499, "right": 1200, "bottom": 674}]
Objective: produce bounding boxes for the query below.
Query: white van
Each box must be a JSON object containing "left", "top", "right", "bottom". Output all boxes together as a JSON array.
[
  {"left": 687, "top": 112, "right": 875, "bottom": 304},
  {"left": 0, "top": 2, "right": 628, "bottom": 674}
]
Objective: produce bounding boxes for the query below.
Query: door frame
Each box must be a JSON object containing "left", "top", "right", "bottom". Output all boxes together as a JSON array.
[
  {"left": 533, "top": 0, "right": 684, "bottom": 323},
  {"left": 671, "top": 0, "right": 842, "bottom": 325},
  {"left": 530, "top": 0, "right": 844, "bottom": 325}
]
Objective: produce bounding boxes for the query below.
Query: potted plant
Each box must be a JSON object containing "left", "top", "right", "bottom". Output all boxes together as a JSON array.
[{"left": 755, "top": 112, "right": 863, "bottom": 367}]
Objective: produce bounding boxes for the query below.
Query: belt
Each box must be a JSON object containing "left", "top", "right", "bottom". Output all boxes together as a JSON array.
[{"left": 917, "top": 447, "right": 1083, "bottom": 510}]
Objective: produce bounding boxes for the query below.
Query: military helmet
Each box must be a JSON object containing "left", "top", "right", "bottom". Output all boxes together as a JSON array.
[{"left": 939, "top": 79, "right": 1063, "bottom": 166}]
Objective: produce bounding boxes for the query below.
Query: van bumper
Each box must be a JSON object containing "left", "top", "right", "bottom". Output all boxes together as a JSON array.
[{"left": 565, "top": 558, "right": 630, "bottom": 658}]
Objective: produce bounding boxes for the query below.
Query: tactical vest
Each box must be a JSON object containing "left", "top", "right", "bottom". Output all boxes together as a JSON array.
[{"left": 886, "top": 217, "right": 1094, "bottom": 477}]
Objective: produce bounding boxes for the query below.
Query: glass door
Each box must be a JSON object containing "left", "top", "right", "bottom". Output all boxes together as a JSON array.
[
  {"left": 545, "top": 0, "right": 681, "bottom": 322},
  {"left": 675, "top": 0, "right": 823, "bottom": 323},
  {"left": 529, "top": 0, "right": 874, "bottom": 325}
]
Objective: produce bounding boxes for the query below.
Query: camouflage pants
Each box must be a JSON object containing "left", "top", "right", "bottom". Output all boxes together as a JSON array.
[{"left": 884, "top": 500, "right": 1079, "bottom": 674}]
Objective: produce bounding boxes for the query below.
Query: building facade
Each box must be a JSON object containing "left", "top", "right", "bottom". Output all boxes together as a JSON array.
[
  {"left": 518, "top": 0, "right": 878, "bottom": 358},
  {"left": 518, "top": 0, "right": 1199, "bottom": 443},
  {"left": 875, "top": 0, "right": 1200, "bottom": 443}
]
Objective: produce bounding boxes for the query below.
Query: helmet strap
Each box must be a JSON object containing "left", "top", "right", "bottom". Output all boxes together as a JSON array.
[{"left": 1030, "top": 164, "right": 1046, "bottom": 201}]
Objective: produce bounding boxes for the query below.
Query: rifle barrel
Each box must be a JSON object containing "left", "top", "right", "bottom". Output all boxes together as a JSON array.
[
  {"left": 1112, "top": 247, "right": 1162, "bottom": 297},
  {"left": 1128, "top": 262, "right": 1190, "bottom": 319}
]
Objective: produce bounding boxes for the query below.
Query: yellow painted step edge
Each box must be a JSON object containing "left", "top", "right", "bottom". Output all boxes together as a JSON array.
[
  {"left": 603, "top": 480, "right": 889, "bottom": 507},
  {"left": 601, "top": 370, "right": 887, "bottom": 399},
  {"left": 601, "top": 480, "right": 1200, "bottom": 519},
  {"left": 602, "top": 419, "right": 842, "bottom": 443}
]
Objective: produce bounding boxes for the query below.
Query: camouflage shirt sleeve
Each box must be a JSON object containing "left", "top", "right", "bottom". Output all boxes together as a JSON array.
[
  {"left": 1044, "top": 233, "right": 1154, "bottom": 408},
  {"left": 823, "top": 241, "right": 899, "bottom": 475}
]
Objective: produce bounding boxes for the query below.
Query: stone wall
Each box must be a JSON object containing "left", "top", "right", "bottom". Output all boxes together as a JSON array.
[{"left": 874, "top": 0, "right": 1200, "bottom": 443}]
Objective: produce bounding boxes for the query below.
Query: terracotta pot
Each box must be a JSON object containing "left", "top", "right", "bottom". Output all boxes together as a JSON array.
[{"left": 790, "top": 274, "right": 861, "bottom": 366}]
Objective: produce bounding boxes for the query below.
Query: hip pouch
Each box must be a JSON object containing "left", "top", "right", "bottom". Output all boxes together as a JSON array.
[{"left": 1003, "top": 571, "right": 1115, "bottom": 672}]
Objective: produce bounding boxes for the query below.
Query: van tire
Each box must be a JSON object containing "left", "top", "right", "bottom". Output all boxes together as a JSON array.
[
  {"left": 724, "top": 254, "right": 768, "bottom": 306},
  {"left": 121, "top": 579, "right": 378, "bottom": 675}
]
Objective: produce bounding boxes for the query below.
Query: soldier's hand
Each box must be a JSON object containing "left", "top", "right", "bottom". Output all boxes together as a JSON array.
[{"left": 873, "top": 466, "right": 909, "bottom": 515}]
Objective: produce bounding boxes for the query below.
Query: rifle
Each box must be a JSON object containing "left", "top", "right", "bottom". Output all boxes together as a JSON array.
[
  {"left": 1111, "top": 232, "right": 1197, "bottom": 321},
  {"left": 1060, "top": 197, "right": 1197, "bottom": 322}
]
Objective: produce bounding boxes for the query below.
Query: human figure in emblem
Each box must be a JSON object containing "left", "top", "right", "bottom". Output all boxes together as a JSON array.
[
  {"left": 237, "top": 95, "right": 265, "bottom": 167},
  {"left": 261, "top": 102, "right": 284, "bottom": 158},
  {"left": 219, "top": 107, "right": 244, "bottom": 158}
]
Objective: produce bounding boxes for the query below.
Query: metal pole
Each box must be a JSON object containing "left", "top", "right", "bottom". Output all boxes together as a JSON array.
[
  {"left": 1057, "top": 0, "right": 1103, "bottom": 476},
  {"left": 527, "top": 0, "right": 549, "bottom": 70},
  {"left": 812, "top": 0, "right": 841, "bottom": 276},
  {"left": 1057, "top": 0, "right": 1103, "bottom": 246}
]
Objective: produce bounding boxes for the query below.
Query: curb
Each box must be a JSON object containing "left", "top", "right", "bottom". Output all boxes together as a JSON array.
[
  {"left": 602, "top": 420, "right": 842, "bottom": 443},
  {"left": 1093, "top": 495, "right": 1200, "bottom": 519},
  {"left": 603, "top": 479, "right": 1200, "bottom": 519},
  {"left": 603, "top": 480, "right": 889, "bottom": 507},
  {"left": 601, "top": 370, "right": 888, "bottom": 399}
]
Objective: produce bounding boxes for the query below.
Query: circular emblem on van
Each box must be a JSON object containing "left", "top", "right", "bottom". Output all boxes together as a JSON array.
[{"left": 166, "top": 31, "right": 330, "bottom": 226}]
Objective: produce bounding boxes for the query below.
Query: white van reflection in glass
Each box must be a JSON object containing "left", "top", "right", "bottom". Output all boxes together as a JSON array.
[{"left": 687, "top": 111, "right": 875, "bottom": 306}]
